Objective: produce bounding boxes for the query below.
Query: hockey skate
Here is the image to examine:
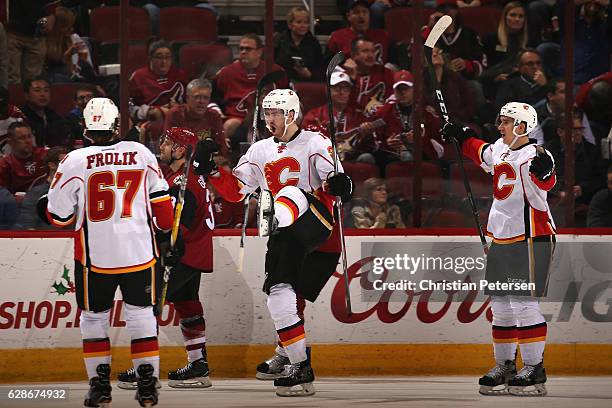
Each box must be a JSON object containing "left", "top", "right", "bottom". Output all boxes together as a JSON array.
[
  {"left": 84, "top": 364, "right": 112, "bottom": 408},
  {"left": 478, "top": 360, "right": 516, "bottom": 395},
  {"left": 256, "top": 352, "right": 290, "bottom": 380},
  {"left": 257, "top": 189, "right": 278, "bottom": 237},
  {"left": 168, "top": 358, "right": 212, "bottom": 388},
  {"left": 508, "top": 362, "right": 547, "bottom": 397},
  {"left": 117, "top": 367, "right": 162, "bottom": 390},
  {"left": 274, "top": 360, "right": 315, "bottom": 397},
  {"left": 135, "top": 364, "right": 159, "bottom": 407}
]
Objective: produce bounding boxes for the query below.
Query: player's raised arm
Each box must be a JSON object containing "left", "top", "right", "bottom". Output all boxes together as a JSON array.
[{"left": 441, "top": 122, "right": 493, "bottom": 173}]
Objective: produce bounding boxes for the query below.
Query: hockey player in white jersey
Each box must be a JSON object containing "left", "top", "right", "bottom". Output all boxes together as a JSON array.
[
  {"left": 38, "top": 98, "right": 174, "bottom": 407},
  {"left": 442, "top": 102, "right": 555, "bottom": 397},
  {"left": 192, "top": 89, "right": 352, "bottom": 397}
]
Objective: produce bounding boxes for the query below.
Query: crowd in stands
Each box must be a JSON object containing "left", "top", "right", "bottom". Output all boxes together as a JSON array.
[{"left": 1, "top": 0, "right": 611, "bottom": 230}]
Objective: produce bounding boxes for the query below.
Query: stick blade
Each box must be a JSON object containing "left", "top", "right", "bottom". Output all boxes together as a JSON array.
[
  {"left": 258, "top": 70, "right": 286, "bottom": 90},
  {"left": 425, "top": 15, "right": 452, "bottom": 48},
  {"left": 326, "top": 52, "right": 345, "bottom": 81}
]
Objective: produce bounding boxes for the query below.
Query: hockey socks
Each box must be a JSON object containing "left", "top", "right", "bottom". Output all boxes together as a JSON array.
[
  {"left": 82, "top": 337, "right": 111, "bottom": 380},
  {"left": 267, "top": 283, "right": 308, "bottom": 364},
  {"left": 274, "top": 186, "right": 308, "bottom": 228},
  {"left": 518, "top": 322, "right": 547, "bottom": 365},
  {"left": 277, "top": 320, "right": 307, "bottom": 363},
  {"left": 175, "top": 300, "right": 207, "bottom": 362},
  {"left": 131, "top": 336, "right": 160, "bottom": 377},
  {"left": 492, "top": 325, "right": 518, "bottom": 364}
]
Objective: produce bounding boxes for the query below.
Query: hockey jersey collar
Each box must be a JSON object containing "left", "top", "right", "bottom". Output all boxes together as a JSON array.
[
  {"left": 92, "top": 139, "right": 122, "bottom": 147},
  {"left": 511, "top": 138, "right": 538, "bottom": 151},
  {"left": 273, "top": 127, "right": 301, "bottom": 144}
]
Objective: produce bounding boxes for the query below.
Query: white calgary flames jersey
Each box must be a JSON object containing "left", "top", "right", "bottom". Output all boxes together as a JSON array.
[
  {"left": 472, "top": 138, "right": 556, "bottom": 242},
  {"left": 47, "top": 141, "right": 170, "bottom": 272},
  {"left": 234, "top": 129, "right": 342, "bottom": 206}
]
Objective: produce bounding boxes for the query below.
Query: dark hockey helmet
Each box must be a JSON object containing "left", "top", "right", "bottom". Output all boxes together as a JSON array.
[{"left": 161, "top": 127, "right": 198, "bottom": 151}]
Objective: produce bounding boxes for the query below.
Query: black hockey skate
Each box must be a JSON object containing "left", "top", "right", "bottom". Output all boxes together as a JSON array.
[
  {"left": 135, "top": 364, "right": 159, "bottom": 407},
  {"left": 256, "top": 353, "right": 290, "bottom": 380},
  {"left": 508, "top": 361, "right": 547, "bottom": 397},
  {"left": 168, "top": 358, "right": 212, "bottom": 388},
  {"left": 274, "top": 360, "right": 315, "bottom": 397},
  {"left": 117, "top": 367, "right": 161, "bottom": 390},
  {"left": 478, "top": 360, "right": 516, "bottom": 395},
  {"left": 84, "top": 364, "right": 112, "bottom": 408}
]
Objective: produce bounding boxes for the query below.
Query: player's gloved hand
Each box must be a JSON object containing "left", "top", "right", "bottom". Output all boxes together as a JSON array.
[
  {"left": 36, "top": 194, "right": 51, "bottom": 224},
  {"left": 160, "top": 232, "right": 185, "bottom": 268},
  {"left": 326, "top": 172, "right": 353, "bottom": 202},
  {"left": 192, "top": 138, "right": 220, "bottom": 176},
  {"left": 529, "top": 148, "right": 555, "bottom": 181},
  {"left": 440, "top": 122, "right": 475, "bottom": 145}
]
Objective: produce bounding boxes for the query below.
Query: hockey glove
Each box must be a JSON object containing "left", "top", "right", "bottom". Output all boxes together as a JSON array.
[
  {"left": 158, "top": 231, "right": 185, "bottom": 268},
  {"left": 529, "top": 148, "right": 555, "bottom": 181},
  {"left": 192, "top": 138, "right": 220, "bottom": 176},
  {"left": 36, "top": 194, "right": 51, "bottom": 225},
  {"left": 327, "top": 172, "right": 353, "bottom": 202},
  {"left": 440, "top": 122, "right": 474, "bottom": 145}
]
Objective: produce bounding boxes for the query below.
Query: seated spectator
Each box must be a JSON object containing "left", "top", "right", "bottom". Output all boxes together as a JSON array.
[
  {"left": 351, "top": 177, "right": 405, "bottom": 228},
  {"left": 481, "top": 1, "right": 529, "bottom": 101},
  {"left": 213, "top": 33, "right": 288, "bottom": 143},
  {"left": 555, "top": 0, "right": 610, "bottom": 85},
  {"left": 494, "top": 49, "right": 548, "bottom": 113},
  {"left": 44, "top": 6, "right": 95, "bottom": 84},
  {"left": 532, "top": 78, "right": 597, "bottom": 145},
  {"left": 274, "top": 6, "right": 323, "bottom": 82},
  {"left": 424, "top": 46, "right": 476, "bottom": 124},
  {"left": 0, "top": 122, "right": 47, "bottom": 194},
  {"left": 0, "top": 185, "right": 18, "bottom": 229},
  {"left": 575, "top": 71, "right": 612, "bottom": 139},
  {"left": 20, "top": 76, "right": 68, "bottom": 147},
  {"left": 303, "top": 70, "right": 375, "bottom": 162},
  {"left": 328, "top": 0, "right": 392, "bottom": 65},
  {"left": 129, "top": 40, "right": 188, "bottom": 122},
  {"left": 343, "top": 37, "right": 395, "bottom": 115},
  {"left": 19, "top": 146, "right": 67, "bottom": 230},
  {"left": 546, "top": 112, "right": 606, "bottom": 212},
  {"left": 371, "top": 70, "right": 443, "bottom": 169},
  {"left": 0, "top": 86, "right": 27, "bottom": 156},
  {"left": 164, "top": 78, "right": 227, "bottom": 158},
  {"left": 65, "top": 83, "right": 98, "bottom": 148},
  {"left": 587, "top": 165, "right": 612, "bottom": 227}
]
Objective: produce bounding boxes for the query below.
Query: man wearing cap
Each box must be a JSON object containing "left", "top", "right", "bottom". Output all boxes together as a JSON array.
[
  {"left": 0, "top": 86, "right": 27, "bottom": 157},
  {"left": 371, "top": 70, "right": 444, "bottom": 167},
  {"left": 303, "top": 70, "right": 376, "bottom": 162},
  {"left": 343, "top": 37, "right": 395, "bottom": 115},
  {"left": 327, "top": 0, "right": 392, "bottom": 65}
]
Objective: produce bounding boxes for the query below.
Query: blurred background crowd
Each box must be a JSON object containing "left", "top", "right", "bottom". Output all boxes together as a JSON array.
[{"left": 0, "top": 0, "right": 611, "bottom": 231}]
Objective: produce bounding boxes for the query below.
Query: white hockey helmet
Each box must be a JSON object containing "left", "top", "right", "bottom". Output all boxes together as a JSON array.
[
  {"left": 499, "top": 102, "right": 538, "bottom": 137},
  {"left": 262, "top": 89, "right": 300, "bottom": 127},
  {"left": 84, "top": 97, "right": 119, "bottom": 132}
]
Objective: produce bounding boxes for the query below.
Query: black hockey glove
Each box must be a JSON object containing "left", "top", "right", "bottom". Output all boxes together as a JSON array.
[
  {"left": 158, "top": 231, "right": 185, "bottom": 268},
  {"left": 440, "top": 122, "right": 475, "bottom": 145},
  {"left": 327, "top": 172, "right": 353, "bottom": 202},
  {"left": 36, "top": 194, "right": 51, "bottom": 225},
  {"left": 529, "top": 148, "right": 555, "bottom": 181},
  {"left": 192, "top": 138, "right": 220, "bottom": 176}
]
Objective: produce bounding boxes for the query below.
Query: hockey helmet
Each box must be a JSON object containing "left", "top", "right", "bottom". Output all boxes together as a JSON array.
[
  {"left": 262, "top": 89, "right": 300, "bottom": 126},
  {"left": 161, "top": 127, "right": 198, "bottom": 151},
  {"left": 499, "top": 102, "right": 538, "bottom": 136},
  {"left": 84, "top": 97, "right": 119, "bottom": 132}
]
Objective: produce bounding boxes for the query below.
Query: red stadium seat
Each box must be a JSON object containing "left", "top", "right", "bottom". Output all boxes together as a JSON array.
[
  {"left": 342, "top": 161, "right": 380, "bottom": 184},
  {"left": 179, "top": 43, "right": 233, "bottom": 80},
  {"left": 459, "top": 6, "right": 501, "bottom": 38},
  {"left": 8, "top": 84, "right": 25, "bottom": 108},
  {"left": 294, "top": 82, "right": 326, "bottom": 115},
  {"left": 424, "top": 208, "right": 468, "bottom": 227},
  {"left": 125, "top": 43, "right": 149, "bottom": 76},
  {"left": 385, "top": 161, "right": 444, "bottom": 200},
  {"left": 384, "top": 7, "right": 435, "bottom": 43},
  {"left": 159, "top": 7, "right": 217, "bottom": 43},
  {"left": 449, "top": 161, "right": 492, "bottom": 199},
  {"left": 90, "top": 7, "right": 150, "bottom": 43}
]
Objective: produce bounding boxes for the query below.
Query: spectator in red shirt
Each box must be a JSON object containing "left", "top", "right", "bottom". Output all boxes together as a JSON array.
[
  {"left": 303, "top": 70, "right": 376, "bottom": 162},
  {"left": 129, "top": 39, "right": 188, "bottom": 122},
  {"left": 0, "top": 86, "right": 27, "bottom": 156},
  {"left": 164, "top": 78, "right": 228, "bottom": 159},
  {"left": 343, "top": 37, "right": 395, "bottom": 116},
  {"left": 328, "top": 0, "right": 392, "bottom": 65},
  {"left": 213, "top": 33, "right": 288, "bottom": 142},
  {"left": 372, "top": 70, "right": 444, "bottom": 170},
  {"left": 0, "top": 122, "right": 47, "bottom": 194}
]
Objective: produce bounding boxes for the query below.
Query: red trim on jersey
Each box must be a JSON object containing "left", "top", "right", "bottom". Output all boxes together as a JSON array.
[
  {"left": 60, "top": 176, "right": 84, "bottom": 189},
  {"left": 530, "top": 171, "right": 557, "bottom": 192},
  {"left": 151, "top": 196, "right": 174, "bottom": 230},
  {"left": 208, "top": 166, "right": 245, "bottom": 203},
  {"left": 462, "top": 137, "right": 487, "bottom": 166},
  {"left": 46, "top": 208, "right": 75, "bottom": 227},
  {"left": 90, "top": 258, "right": 157, "bottom": 274},
  {"left": 529, "top": 207, "right": 555, "bottom": 237}
]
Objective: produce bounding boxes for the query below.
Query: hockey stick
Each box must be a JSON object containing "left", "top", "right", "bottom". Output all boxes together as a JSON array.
[
  {"left": 250, "top": 70, "right": 286, "bottom": 145},
  {"left": 424, "top": 15, "right": 488, "bottom": 256},
  {"left": 158, "top": 145, "right": 193, "bottom": 312},
  {"left": 237, "top": 192, "right": 252, "bottom": 273},
  {"left": 326, "top": 51, "right": 353, "bottom": 315}
]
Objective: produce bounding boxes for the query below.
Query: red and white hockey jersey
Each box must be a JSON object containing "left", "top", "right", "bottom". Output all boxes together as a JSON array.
[
  {"left": 46, "top": 141, "right": 173, "bottom": 273},
  {"left": 210, "top": 129, "right": 341, "bottom": 215},
  {"left": 463, "top": 137, "right": 557, "bottom": 242}
]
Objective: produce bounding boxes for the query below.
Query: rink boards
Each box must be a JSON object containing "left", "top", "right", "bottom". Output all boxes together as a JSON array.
[{"left": 0, "top": 231, "right": 611, "bottom": 381}]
